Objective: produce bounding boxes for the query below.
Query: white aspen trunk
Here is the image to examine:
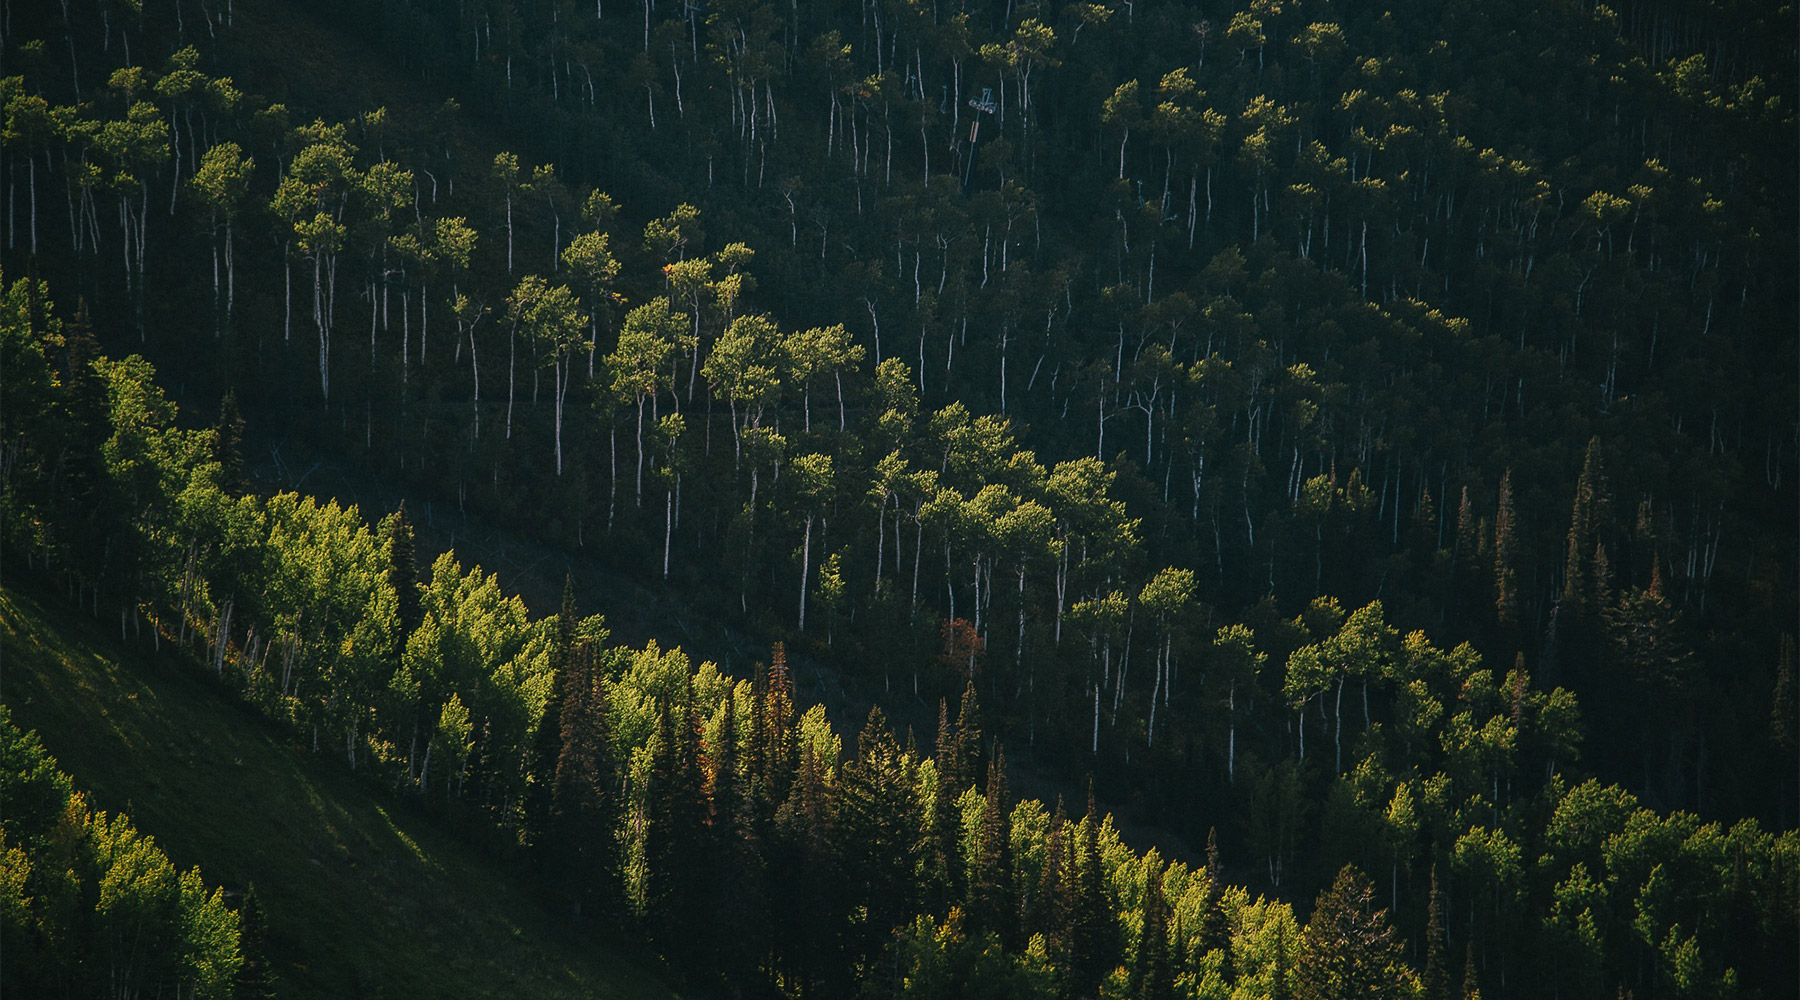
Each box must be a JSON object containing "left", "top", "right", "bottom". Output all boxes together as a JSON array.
[
  {"left": 663, "top": 486, "right": 674, "bottom": 577},
  {"left": 1228, "top": 682, "right": 1237, "bottom": 781},
  {"left": 912, "top": 517, "right": 924, "bottom": 612},
  {"left": 554, "top": 357, "right": 568, "bottom": 474},
  {"left": 283, "top": 254, "right": 292, "bottom": 341},
  {"left": 1055, "top": 539, "right": 1068, "bottom": 643},
  {"left": 1148, "top": 645, "right": 1160, "bottom": 747},
  {"left": 874, "top": 493, "right": 886, "bottom": 591},
  {"left": 315, "top": 256, "right": 330, "bottom": 400},
  {"left": 505, "top": 321, "right": 517, "bottom": 438},
  {"left": 1334, "top": 675, "right": 1344, "bottom": 774},
  {"left": 468, "top": 319, "right": 482, "bottom": 438},
  {"left": 225, "top": 220, "right": 236, "bottom": 324},
  {"left": 798, "top": 515, "right": 812, "bottom": 630},
  {"left": 1092, "top": 681, "right": 1101, "bottom": 753},
  {"left": 1015, "top": 568, "right": 1026, "bottom": 671}
]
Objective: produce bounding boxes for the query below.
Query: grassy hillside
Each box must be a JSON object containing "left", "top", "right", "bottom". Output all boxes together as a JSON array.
[{"left": 0, "top": 579, "right": 678, "bottom": 1000}]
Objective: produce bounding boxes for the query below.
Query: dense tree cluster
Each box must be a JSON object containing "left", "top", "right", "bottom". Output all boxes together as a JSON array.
[
  {"left": 4, "top": 277, "right": 1795, "bottom": 997},
  {"left": 1, "top": 0, "right": 1794, "bottom": 996}
]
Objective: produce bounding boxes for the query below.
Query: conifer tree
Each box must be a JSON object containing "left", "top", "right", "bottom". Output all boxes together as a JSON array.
[
  {"left": 1036, "top": 796, "right": 1069, "bottom": 946},
  {"left": 647, "top": 685, "right": 709, "bottom": 974},
  {"left": 235, "top": 882, "right": 273, "bottom": 1000},
  {"left": 1296, "top": 864, "right": 1411, "bottom": 1000},
  {"left": 1200, "top": 826, "right": 1233, "bottom": 981},
  {"left": 524, "top": 577, "right": 577, "bottom": 856},
  {"left": 555, "top": 640, "right": 617, "bottom": 919},
  {"left": 382, "top": 502, "right": 422, "bottom": 637},
  {"left": 1563, "top": 437, "right": 1608, "bottom": 616},
  {"left": 927, "top": 698, "right": 965, "bottom": 907},
  {"left": 970, "top": 745, "right": 1016, "bottom": 945},
  {"left": 1133, "top": 856, "right": 1175, "bottom": 1000},
  {"left": 212, "top": 389, "right": 247, "bottom": 497},
  {"left": 1069, "top": 782, "right": 1119, "bottom": 994},
  {"left": 1494, "top": 470, "right": 1519, "bottom": 629},
  {"left": 1773, "top": 635, "right": 1797, "bottom": 754},
  {"left": 1422, "top": 864, "right": 1450, "bottom": 1000},
  {"left": 956, "top": 677, "right": 985, "bottom": 791},
  {"left": 1455, "top": 486, "right": 1479, "bottom": 573},
  {"left": 1460, "top": 942, "right": 1481, "bottom": 999}
]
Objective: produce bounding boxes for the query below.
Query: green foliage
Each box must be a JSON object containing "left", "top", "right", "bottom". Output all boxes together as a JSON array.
[
  {"left": 0, "top": 708, "right": 241, "bottom": 998},
  {"left": 3, "top": 0, "right": 1795, "bottom": 994}
]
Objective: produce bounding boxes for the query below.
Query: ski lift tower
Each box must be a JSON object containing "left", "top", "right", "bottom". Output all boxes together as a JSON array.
[{"left": 963, "top": 87, "right": 998, "bottom": 193}]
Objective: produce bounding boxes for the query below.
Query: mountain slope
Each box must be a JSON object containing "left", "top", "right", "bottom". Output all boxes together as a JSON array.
[{"left": 0, "top": 579, "right": 677, "bottom": 1000}]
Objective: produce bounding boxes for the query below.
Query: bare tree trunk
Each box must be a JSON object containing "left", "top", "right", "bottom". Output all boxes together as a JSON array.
[{"left": 798, "top": 515, "right": 812, "bottom": 630}]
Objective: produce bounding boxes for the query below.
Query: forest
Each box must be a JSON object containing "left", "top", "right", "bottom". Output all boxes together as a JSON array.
[{"left": 0, "top": 0, "right": 1795, "bottom": 997}]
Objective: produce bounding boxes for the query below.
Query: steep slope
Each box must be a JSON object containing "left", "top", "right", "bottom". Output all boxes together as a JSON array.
[{"left": 0, "top": 580, "right": 678, "bottom": 1000}]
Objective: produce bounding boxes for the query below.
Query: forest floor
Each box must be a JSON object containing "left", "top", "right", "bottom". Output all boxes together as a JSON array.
[{"left": 0, "top": 576, "right": 680, "bottom": 1000}]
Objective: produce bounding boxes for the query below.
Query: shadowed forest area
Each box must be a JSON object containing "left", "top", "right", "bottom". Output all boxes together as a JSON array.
[{"left": 2, "top": 0, "right": 1795, "bottom": 997}]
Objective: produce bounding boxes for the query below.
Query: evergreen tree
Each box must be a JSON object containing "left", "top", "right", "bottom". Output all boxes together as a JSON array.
[
  {"left": 1494, "top": 470, "right": 1519, "bottom": 630},
  {"left": 1773, "top": 635, "right": 1796, "bottom": 754},
  {"left": 1460, "top": 942, "right": 1481, "bottom": 1000},
  {"left": 382, "top": 502, "right": 423, "bottom": 637},
  {"left": 927, "top": 698, "right": 965, "bottom": 910},
  {"left": 1296, "top": 864, "right": 1412, "bottom": 1000},
  {"left": 1132, "top": 857, "right": 1174, "bottom": 1000},
  {"left": 969, "top": 745, "right": 1017, "bottom": 945},
  {"left": 1068, "top": 783, "right": 1119, "bottom": 995},
  {"left": 956, "top": 678, "right": 985, "bottom": 792},
  {"left": 1563, "top": 437, "right": 1609, "bottom": 616},
  {"left": 212, "top": 389, "right": 247, "bottom": 497},
  {"left": 235, "top": 882, "right": 273, "bottom": 1000},
  {"left": 555, "top": 639, "right": 618, "bottom": 920},
  {"left": 1421, "top": 864, "right": 1449, "bottom": 1000},
  {"left": 647, "top": 686, "right": 711, "bottom": 978},
  {"left": 840, "top": 708, "right": 925, "bottom": 973},
  {"left": 1200, "top": 827, "right": 1233, "bottom": 982}
]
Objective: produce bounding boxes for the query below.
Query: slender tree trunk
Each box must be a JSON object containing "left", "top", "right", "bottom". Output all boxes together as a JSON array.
[
  {"left": 664, "top": 485, "right": 674, "bottom": 577},
  {"left": 798, "top": 514, "right": 812, "bottom": 630},
  {"left": 635, "top": 397, "right": 646, "bottom": 505},
  {"left": 506, "top": 320, "right": 517, "bottom": 438}
]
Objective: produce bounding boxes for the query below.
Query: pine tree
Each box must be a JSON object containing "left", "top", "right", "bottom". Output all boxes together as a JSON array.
[
  {"left": 1200, "top": 826, "right": 1233, "bottom": 981},
  {"left": 647, "top": 685, "right": 710, "bottom": 977},
  {"left": 839, "top": 708, "right": 924, "bottom": 972},
  {"left": 1296, "top": 864, "right": 1411, "bottom": 1000},
  {"left": 970, "top": 745, "right": 1017, "bottom": 945},
  {"left": 1422, "top": 864, "right": 1450, "bottom": 1000},
  {"left": 1036, "top": 796, "right": 1069, "bottom": 946},
  {"left": 524, "top": 578, "right": 578, "bottom": 856},
  {"left": 1455, "top": 486, "right": 1478, "bottom": 566},
  {"left": 212, "top": 389, "right": 247, "bottom": 496},
  {"left": 1460, "top": 942, "right": 1481, "bottom": 999},
  {"left": 383, "top": 502, "right": 423, "bottom": 637},
  {"left": 554, "top": 641, "right": 617, "bottom": 919},
  {"left": 1494, "top": 470, "right": 1519, "bottom": 629},
  {"left": 235, "top": 882, "right": 273, "bottom": 999},
  {"left": 762, "top": 643, "right": 797, "bottom": 806},
  {"left": 1069, "top": 782, "right": 1119, "bottom": 995},
  {"left": 956, "top": 677, "right": 985, "bottom": 792},
  {"left": 927, "top": 698, "right": 964, "bottom": 910},
  {"left": 1773, "top": 635, "right": 1796, "bottom": 752},
  {"left": 1563, "top": 437, "right": 1608, "bottom": 615},
  {"left": 1133, "top": 857, "right": 1175, "bottom": 1000},
  {"left": 934, "top": 697, "right": 962, "bottom": 791}
]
